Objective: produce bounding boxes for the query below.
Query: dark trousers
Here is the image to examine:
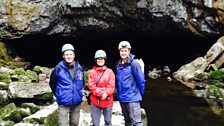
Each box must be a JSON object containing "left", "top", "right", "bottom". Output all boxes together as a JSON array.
[
  {"left": 91, "top": 103, "right": 112, "bottom": 126},
  {"left": 120, "top": 102, "right": 143, "bottom": 126}
]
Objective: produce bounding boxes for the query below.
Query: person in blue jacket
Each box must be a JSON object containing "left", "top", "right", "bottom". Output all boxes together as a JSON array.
[
  {"left": 116, "top": 41, "right": 146, "bottom": 126},
  {"left": 49, "top": 43, "right": 84, "bottom": 126}
]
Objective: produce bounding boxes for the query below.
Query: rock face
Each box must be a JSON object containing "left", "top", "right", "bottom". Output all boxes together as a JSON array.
[
  {"left": 173, "top": 36, "right": 224, "bottom": 118},
  {"left": 173, "top": 36, "right": 224, "bottom": 85},
  {"left": 0, "top": 0, "right": 224, "bottom": 39}
]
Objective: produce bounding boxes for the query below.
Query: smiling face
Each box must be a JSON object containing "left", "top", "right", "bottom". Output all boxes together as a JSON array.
[
  {"left": 119, "top": 48, "right": 130, "bottom": 60},
  {"left": 62, "top": 50, "right": 75, "bottom": 64},
  {"left": 96, "top": 57, "right": 105, "bottom": 67}
]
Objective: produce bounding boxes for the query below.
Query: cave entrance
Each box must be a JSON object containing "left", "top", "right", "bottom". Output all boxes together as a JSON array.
[
  {"left": 3, "top": 32, "right": 221, "bottom": 126},
  {"left": 4, "top": 32, "right": 216, "bottom": 72}
]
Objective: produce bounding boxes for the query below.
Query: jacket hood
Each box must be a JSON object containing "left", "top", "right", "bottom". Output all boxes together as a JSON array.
[
  {"left": 127, "top": 53, "right": 135, "bottom": 63},
  {"left": 117, "top": 53, "right": 135, "bottom": 65}
]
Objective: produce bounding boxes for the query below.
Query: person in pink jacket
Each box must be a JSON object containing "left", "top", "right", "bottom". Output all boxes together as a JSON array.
[{"left": 88, "top": 50, "right": 115, "bottom": 126}]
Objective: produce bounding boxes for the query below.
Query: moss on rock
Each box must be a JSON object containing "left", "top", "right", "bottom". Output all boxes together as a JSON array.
[
  {"left": 33, "top": 65, "right": 42, "bottom": 74},
  {"left": 21, "top": 103, "right": 40, "bottom": 114},
  {"left": 34, "top": 93, "right": 53, "bottom": 101},
  {"left": 0, "top": 73, "right": 11, "bottom": 84},
  {"left": 0, "top": 103, "right": 21, "bottom": 122},
  {"left": 210, "top": 70, "right": 224, "bottom": 80},
  {"left": 0, "top": 42, "right": 13, "bottom": 66},
  {"left": 45, "top": 111, "right": 58, "bottom": 126}
]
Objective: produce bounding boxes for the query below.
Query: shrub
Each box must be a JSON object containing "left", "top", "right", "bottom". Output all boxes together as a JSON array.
[{"left": 210, "top": 70, "right": 224, "bottom": 80}]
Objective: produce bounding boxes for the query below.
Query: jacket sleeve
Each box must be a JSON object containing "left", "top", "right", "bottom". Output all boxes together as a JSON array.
[
  {"left": 49, "top": 67, "right": 58, "bottom": 96},
  {"left": 104, "top": 69, "right": 115, "bottom": 96},
  {"left": 131, "top": 60, "right": 146, "bottom": 96}
]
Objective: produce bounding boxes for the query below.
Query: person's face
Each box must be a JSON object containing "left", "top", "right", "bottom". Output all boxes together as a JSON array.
[
  {"left": 63, "top": 50, "right": 75, "bottom": 64},
  {"left": 119, "top": 48, "right": 130, "bottom": 59},
  {"left": 96, "top": 58, "right": 105, "bottom": 66}
]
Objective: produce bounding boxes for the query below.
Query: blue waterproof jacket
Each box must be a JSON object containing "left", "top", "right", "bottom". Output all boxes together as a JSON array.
[
  {"left": 116, "top": 54, "right": 146, "bottom": 102},
  {"left": 49, "top": 60, "right": 84, "bottom": 105}
]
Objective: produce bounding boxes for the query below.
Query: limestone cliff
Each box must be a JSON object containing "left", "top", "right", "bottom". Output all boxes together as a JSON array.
[{"left": 0, "top": 0, "right": 224, "bottom": 39}]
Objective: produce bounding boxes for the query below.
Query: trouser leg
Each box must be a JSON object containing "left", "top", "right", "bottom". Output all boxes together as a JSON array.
[
  {"left": 91, "top": 103, "right": 101, "bottom": 126},
  {"left": 58, "top": 105, "right": 70, "bottom": 126},
  {"left": 128, "top": 102, "right": 143, "bottom": 126},
  {"left": 103, "top": 106, "right": 112, "bottom": 126},
  {"left": 70, "top": 104, "right": 81, "bottom": 126},
  {"left": 120, "top": 102, "right": 132, "bottom": 126},
  {"left": 120, "top": 102, "right": 143, "bottom": 126},
  {"left": 125, "top": 122, "right": 132, "bottom": 126}
]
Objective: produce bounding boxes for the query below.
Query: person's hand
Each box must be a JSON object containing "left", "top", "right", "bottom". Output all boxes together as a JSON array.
[
  {"left": 96, "top": 88, "right": 105, "bottom": 93},
  {"left": 101, "top": 92, "right": 108, "bottom": 100}
]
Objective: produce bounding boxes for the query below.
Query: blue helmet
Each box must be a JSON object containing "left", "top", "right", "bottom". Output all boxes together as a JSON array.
[
  {"left": 94, "top": 50, "right": 107, "bottom": 59},
  {"left": 61, "top": 44, "right": 75, "bottom": 53}
]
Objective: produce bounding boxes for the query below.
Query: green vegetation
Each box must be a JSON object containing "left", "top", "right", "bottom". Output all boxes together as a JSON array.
[
  {"left": 4, "top": 110, "right": 22, "bottom": 123},
  {"left": 12, "top": 68, "right": 38, "bottom": 82},
  {"left": 0, "top": 42, "right": 13, "bottom": 66},
  {"left": 0, "top": 103, "right": 20, "bottom": 122},
  {"left": 211, "top": 80, "right": 224, "bottom": 88},
  {"left": 0, "top": 0, "right": 39, "bottom": 39},
  {"left": 0, "top": 73, "right": 11, "bottom": 84},
  {"left": 21, "top": 103, "right": 40, "bottom": 114},
  {"left": 209, "top": 70, "right": 224, "bottom": 80},
  {"left": 0, "top": 26, "right": 13, "bottom": 39},
  {"left": 33, "top": 65, "right": 42, "bottom": 74},
  {"left": 34, "top": 93, "right": 53, "bottom": 101},
  {"left": 45, "top": 111, "right": 58, "bottom": 126},
  {"left": 194, "top": 70, "right": 224, "bottom": 99},
  {"left": 84, "top": 70, "right": 90, "bottom": 90},
  {"left": 207, "top": 85, "right": 224, "bottom": 98},
  {"left": 25, "top": 117, "right": 45, "bottom": 124},
  {"left": 25, "top": 70, "right": 38, "bottom": 82},
  {"left": 0, "top": 119, "right": 14, "bottom": 126},
  {"left": 194, "top": 73, "right": 209, "bottom": 81},
  {"left": 19, "top": 108, "right": 31, "bottom": 118},
  {"left": 15, "top": 68, "right": 26, "bottom": 75}
]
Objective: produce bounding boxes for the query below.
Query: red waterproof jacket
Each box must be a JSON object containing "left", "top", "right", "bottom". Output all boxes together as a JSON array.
[{"left": 88, "top": 66, "right": 115, "bottom": 108}]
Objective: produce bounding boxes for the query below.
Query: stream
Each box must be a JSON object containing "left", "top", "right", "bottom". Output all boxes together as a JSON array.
[{"left": 141, "top": 75, "right": 224, "bottom": 126}]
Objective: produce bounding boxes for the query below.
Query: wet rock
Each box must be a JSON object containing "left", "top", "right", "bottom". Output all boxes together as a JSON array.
[
  {"left": 163, "top": 66, "right": 170, "bottom": 75},
  {"left": 0, "top": 90, "right": 8, "bottom": 106},
  {"left": 0, "top": 103, "right": 22, "bottom": 122},
  {"left": 167, "top": 77, "right": 172, "bottom": 82},
  {"left": 21, "top": 103, "right": 40, "bottom": 114},
  {"left": 148, "top": 69, "right": 161, "bottom": 79},
  {"left": 23, "top": 102, "right": 57, "bottom": 125},
  {"left": 194, "top": 90, "right": 206, "bottom": 98},
  {"left": 8, "top": 82, "right": 52, "bottom": 99},
  {"left": 0, "top": 82, "right": 8, "bottom": 90}
]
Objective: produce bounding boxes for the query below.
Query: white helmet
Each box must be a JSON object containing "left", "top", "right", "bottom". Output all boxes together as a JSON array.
[{"left": 118, "top": 41, "right": 131, "bottom": 49}]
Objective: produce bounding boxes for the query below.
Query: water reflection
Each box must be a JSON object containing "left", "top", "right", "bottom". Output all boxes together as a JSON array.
[{"left": 142, "top": 76, "right": 224, "bottom": 126}]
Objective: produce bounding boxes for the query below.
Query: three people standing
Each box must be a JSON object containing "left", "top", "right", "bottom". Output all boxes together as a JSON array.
[{"left": 49, "top": 41, "right": 145, "bottom": 126}]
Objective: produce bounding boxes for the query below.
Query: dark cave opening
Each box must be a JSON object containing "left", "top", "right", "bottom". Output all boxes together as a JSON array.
[
  {"left": 3, "top": 32, "right": 222, "bottom": 126},
  {"left": 4, "top": 32, "right": 218, "bottom": 72}
]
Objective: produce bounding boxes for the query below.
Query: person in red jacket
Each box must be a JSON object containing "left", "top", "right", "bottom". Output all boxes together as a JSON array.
[{"left": 88, "top": 50, "right": 115, "bottom": 126}]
